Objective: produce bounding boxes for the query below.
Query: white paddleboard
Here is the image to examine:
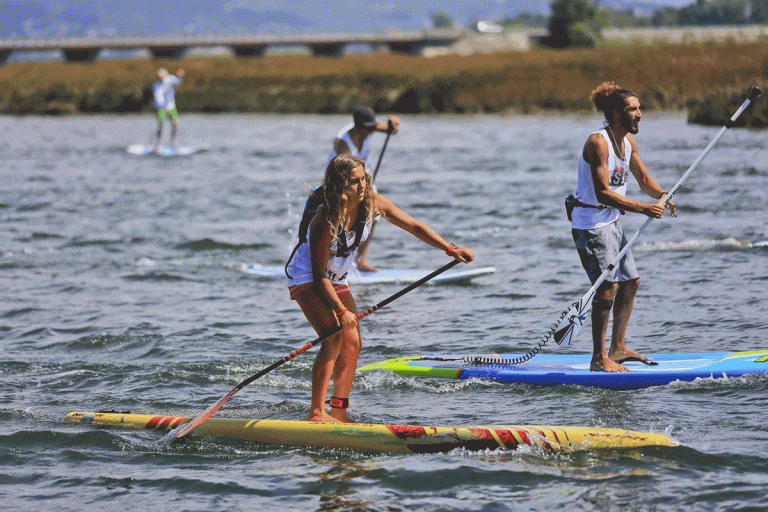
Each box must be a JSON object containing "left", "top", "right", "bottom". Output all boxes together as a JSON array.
[
  {"left": 242, "top": 264, "right": 496, "bottom": 285},
  {"left": 127, "top": 144, "right": 207, "bottom": 157}
]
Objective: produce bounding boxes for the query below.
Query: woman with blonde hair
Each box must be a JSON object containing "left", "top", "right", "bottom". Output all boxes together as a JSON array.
[{"left": 286, "top": 154, "right": 474, "bottom": 422}]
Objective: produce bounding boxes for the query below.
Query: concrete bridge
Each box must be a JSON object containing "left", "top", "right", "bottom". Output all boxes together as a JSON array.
[{"left": 0, "top": 29, "right": 466, "bottom": 64}]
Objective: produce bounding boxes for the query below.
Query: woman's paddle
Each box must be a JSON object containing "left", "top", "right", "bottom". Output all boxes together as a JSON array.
[
  {"left": 548, "top": 86, "right": 762, "bottom": 348},
  {"left": 166, "top": 259, "right": 461, "bottom": 444}
]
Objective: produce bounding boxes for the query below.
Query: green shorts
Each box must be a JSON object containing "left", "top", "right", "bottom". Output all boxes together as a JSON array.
[{"left": 156, "top": 107, "right": 179, "bottom": 122}]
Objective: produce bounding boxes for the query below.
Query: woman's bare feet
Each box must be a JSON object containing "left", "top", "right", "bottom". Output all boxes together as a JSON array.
[
  {"left": 330, "top": 409, "right": 356, "bottom": 423},
  {"left": 306, "top": 410, "right": 341, "bottom": 423}
]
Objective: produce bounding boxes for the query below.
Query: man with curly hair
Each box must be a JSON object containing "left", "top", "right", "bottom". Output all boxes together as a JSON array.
[{"left": 570, "top": 82, "right": 676, "bottom": 372}]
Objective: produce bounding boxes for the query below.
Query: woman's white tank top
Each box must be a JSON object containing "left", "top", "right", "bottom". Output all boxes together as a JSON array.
[{"left": 286, "top": 210, "right": 373, "bottom": 287}]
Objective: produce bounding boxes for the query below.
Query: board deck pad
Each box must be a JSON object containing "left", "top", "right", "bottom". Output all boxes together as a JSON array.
[
  {"left": 64, "top": 411, "right": 676, "bottom": 454},
  {"left": 242, "top": 264, "right": 496, "bottom": 285},
  {"left": 127, "top": 144, "right": 207, "bottom": 157},
  {"left": 359, "top": 350, "right": 768, "bottom": 389}
]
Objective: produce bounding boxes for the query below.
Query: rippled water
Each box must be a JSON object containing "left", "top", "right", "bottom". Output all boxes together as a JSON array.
[{"left": 2, "top": 112, "right": 767, "bottom": 511}]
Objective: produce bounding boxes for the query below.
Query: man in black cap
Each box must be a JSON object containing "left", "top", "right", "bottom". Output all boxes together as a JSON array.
[{"left": 327, "top": 106, "right": 400, "bottom": 271}]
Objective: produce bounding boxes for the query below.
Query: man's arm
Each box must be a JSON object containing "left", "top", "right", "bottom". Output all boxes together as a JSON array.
[
  {"left": 627, "top": 134, "right": 665, "bottom": 199},
  {"left": 333, "top": 138, "right": 351, "bottom": 155},
  {"left": 627, "top": 134, "right": 676, "bottom": 216},
  {"left": 585, "top": 134, "right": 666, "bottom": 218},
  {"left": 375, "top": 115, "right": 400, "bottom": 134}
]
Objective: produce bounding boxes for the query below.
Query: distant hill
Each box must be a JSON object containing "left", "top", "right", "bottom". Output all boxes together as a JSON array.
[{"left": 0, "top": 0, "right": 686, "bottom": 38}]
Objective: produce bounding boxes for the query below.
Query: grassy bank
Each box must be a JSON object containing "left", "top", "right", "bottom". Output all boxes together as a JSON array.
[{"left": 1, "top": 40, "right": 766, "bottom": 123}]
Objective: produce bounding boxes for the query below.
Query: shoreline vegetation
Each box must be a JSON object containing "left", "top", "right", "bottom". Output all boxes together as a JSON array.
[{"left": 1, "top": 40, "right": 766, "bottom": 126}]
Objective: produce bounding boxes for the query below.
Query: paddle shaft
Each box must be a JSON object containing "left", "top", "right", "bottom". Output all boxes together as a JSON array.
[
  {"left": 170, "top": 259, "right": 461, "bottom": 442},
  {"left": 585, "top": 88, "right": 759, "bottom": 300},
  {"left": 371, "top": 120, "right": 394, "bottom": 183},
  {"left": 553, "top": 87, "right": 761, "bottom": 345}
]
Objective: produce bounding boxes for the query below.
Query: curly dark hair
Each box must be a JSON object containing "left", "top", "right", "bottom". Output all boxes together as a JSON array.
[{"left": 591, "top": 81, "right": 637, "bottom": 123}]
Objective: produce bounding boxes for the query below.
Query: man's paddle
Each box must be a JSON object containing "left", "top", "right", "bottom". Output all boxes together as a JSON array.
[
  {"left": 166, "top": 259, "right": 461, "bottom": 444},
  {"left": 357, "top": 119, "right": 395, "bottom": 269},
  {"left": 371, "top": 119, "right": 395, "bottom": 183},
  {"left": 549, "top": 86, "right": 762, "bottom": 348}
]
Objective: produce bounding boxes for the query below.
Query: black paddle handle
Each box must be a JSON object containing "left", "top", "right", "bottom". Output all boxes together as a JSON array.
[{"left": 371, "top": 119, "right": 395, "bottom": 183}]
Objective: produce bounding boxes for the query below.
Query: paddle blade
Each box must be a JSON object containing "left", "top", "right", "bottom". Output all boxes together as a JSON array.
[
  {"left": 161, "top": 389, "right": 237, "bottom": 445},
  {"left": 552, "top": 296, "right": 592, "bottom": 345}
]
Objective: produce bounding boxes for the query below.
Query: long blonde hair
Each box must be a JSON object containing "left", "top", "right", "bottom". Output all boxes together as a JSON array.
[{"left": 318, "top": 154, "right": 375, "bottom": 240}]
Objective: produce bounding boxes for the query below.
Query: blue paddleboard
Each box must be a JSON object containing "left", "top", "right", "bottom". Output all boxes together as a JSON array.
[
  {"left": 242, "top": 264, "right": 496, "bottom": 285},
  {"left": 359, "top": 350, "right": 768, "bottom": 389},
  {"left": 127, "top": 144, "right": 207, "bottom": 157}
]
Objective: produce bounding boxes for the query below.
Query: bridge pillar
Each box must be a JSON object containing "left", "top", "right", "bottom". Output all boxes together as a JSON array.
[
  {"left": 387, "top": 42, "right": 426, "bottom": 55},
  {"left": 62, "top": 48, "right": 100, "bottom": 62},
  {"left": 0, "top": 50, "right": 11, "bottom": 64},
  {"left": 232, "top": 45, "right": 267, "bottom": 57},
  {"left": 309, "top": 43, "right": 345, "bottom": 57},
  {"left": 149, "top": 47, "right": 188, "bottom": 59}
]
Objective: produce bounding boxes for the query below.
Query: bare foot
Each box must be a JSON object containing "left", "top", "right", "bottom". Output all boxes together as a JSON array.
[
  {"left": 306, "top": 411, "right": 341, "bottom": 423},
  {"left": 609, "top": 348, "right": 653, "bottom": 364},
  {"left": 355, "top": 259, "right": 378, "bottom": 272},
  {"left": 329, "top": 409, "right": 356, "bottom": 423},
  {"left": 591, "top": 355, "right": 629, "bottom": 372}
]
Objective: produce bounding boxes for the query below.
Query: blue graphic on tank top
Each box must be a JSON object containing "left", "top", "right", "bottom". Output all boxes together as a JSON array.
[{"left": 611, "top": 165, "right": 629, "bottom": 187}]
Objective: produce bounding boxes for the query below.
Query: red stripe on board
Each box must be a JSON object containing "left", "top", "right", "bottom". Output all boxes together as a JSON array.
[
  {"left": 537, "top": 430, "right": 554, "bottom": 452},
  {"left": 145, "top": 416, "right": 164, "bottom": 430},
  {"left": 158, "top": 416, "right": 181, "bottom": 430}
]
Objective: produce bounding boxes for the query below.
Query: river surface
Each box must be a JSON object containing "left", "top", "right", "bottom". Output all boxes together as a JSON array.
[{"left": 1, "top": 112, "right": 767, "bottom": 511}]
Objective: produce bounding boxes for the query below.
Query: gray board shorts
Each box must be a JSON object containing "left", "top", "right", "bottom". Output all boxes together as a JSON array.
[{"left": 572, "top": 219, "right": 639, "bottom": 284}]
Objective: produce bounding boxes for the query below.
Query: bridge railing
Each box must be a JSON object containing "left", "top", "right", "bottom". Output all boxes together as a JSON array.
[{"left": 0, "top": 29, "right": 467, "bottom": 63}]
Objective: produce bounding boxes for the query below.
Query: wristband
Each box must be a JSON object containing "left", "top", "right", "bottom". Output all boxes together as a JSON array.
[
  {"left": 335, "top": 308, "right": 347, "bottom": 318},
  {"left": 445, "top": 244, "right": 459, "bottom": 256}
]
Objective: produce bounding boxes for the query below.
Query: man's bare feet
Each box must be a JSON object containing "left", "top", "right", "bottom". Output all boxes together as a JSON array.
[
  {"left": 591, "top": 355, "right": 630, "bottom": 372},
  {"left": 355, "top": 259, "right": 378, "bottom": 272},
  {"left": 609, "top": 347, "right": 653, "bottom": 364},
  {"left": 306, "top": 410, "right": 341, "bottom": 423}
]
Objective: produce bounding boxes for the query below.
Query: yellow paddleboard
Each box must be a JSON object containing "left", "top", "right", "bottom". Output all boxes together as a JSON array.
[{"left": 64, "top": 411, "right": 677, "bottom": 454}]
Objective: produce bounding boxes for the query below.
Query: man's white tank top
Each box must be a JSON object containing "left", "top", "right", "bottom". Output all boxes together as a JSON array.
[
  {"left": 327, "top": 124, "right": 371, "bottom": 167},
  {"left": 285, "top": 209, "right": 374, "bottom": 287},
  {"left": 571, "top": 127, "right": 631, "bottom": 230}
]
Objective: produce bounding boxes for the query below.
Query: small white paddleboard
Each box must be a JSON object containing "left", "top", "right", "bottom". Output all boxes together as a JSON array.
[
  {"left": 127, "top": 144, "right": 207, "bottom": 157},
  {"left": 242, "top": 264, "right": 496, "bottom": 285}
]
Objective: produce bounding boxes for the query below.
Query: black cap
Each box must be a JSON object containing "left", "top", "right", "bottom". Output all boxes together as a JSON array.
[{"left": 353, "top": 106, "right": 378, "bottom": 130}]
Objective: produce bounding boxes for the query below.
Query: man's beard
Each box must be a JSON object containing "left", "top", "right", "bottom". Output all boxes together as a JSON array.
[{"left": 621, "top": 115, "right": 639, "bottom": 134}]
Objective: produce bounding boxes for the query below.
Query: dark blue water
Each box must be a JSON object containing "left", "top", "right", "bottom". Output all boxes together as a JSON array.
[{"left": 2, "top": 112, "right": 767, "bottom": 511}]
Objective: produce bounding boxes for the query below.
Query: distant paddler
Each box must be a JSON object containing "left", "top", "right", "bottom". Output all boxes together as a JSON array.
[
  {"left": 286, "top": 154, "right": 473, "bottom": 423},
  {"left": 328, "top": 105, "right": 400, "bottom": 272},
  {"left": 568, "top": 81, "right": 676, "bottom": 372},
  {"left": 153, "top": 68, "right": 185, "bottom": 152}
]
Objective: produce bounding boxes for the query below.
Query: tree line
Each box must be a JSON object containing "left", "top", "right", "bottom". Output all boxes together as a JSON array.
[{"left": 547, "top": 0, "right": 767, "bottom": 48}]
